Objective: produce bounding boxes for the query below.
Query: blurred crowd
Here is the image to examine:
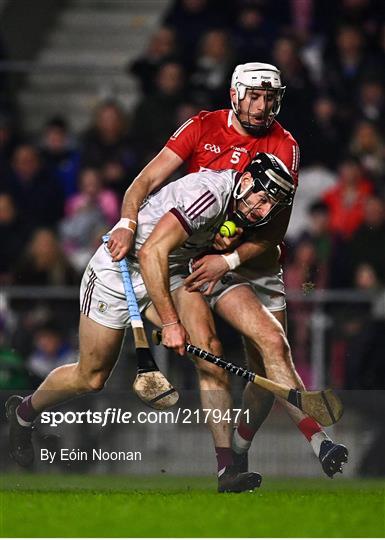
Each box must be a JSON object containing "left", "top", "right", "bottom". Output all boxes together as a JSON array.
[{"left": 0, "top": 0, "right": 384, "bottom": 391}]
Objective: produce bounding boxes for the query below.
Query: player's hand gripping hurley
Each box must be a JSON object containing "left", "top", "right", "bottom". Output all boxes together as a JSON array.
[
  {"left": 103, "top": 236, "right": 179, "bottom": 409},
  {"left": 152, "top": 330, "right": 343, "bottom": 426}
]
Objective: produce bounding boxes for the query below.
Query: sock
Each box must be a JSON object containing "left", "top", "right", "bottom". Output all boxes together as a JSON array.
[
  {"left": 310, "top": 431, "right": 330, "bottom": 457},
  {"left": 298, "top": 417, "right": 330, "bottom": 457},
  {"left": 215, "top": 447, "right": 233, "bottom": 476},
  {"left": 232, "top": 420, "right": 255, "bottom": 454},
  {"left": 16, "top": 395, "right": 38, "bottom": 426}
]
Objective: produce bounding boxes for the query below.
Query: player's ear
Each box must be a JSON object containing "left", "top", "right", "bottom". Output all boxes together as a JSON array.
[{"left": 240, "top": 171, "right": 253, "bottom": 191}]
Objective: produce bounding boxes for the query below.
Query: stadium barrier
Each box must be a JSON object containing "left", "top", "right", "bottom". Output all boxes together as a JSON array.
[{"left": 0, "top": 286, "right": 384, "bottom": 477}]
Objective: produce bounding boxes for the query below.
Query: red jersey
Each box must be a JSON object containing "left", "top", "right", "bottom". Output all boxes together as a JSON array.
[
  {"left": 166, "top": 109, "right": 300, "bottom": 185},
  {"left": 323, "top": 178, "right": 373, "bottom": 239}
]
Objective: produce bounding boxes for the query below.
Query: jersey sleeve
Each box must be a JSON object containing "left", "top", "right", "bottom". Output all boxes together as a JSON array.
[
  {"left": 165, "top": 113, "right": 203, "bottom": 161},
  {"left": 169, "top": 174, "right": 222, "bottom": 235},
  {"left": 275, "top": 135, "right": 300, "bottom": 187}
]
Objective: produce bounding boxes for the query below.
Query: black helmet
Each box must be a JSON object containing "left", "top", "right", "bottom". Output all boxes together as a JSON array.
[{"left": 233, "top": 152, "right": 295, "bottom": 227}]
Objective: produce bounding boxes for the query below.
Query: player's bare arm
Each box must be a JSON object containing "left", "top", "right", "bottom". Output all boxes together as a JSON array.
[
  {"left": 186, "top": 207, "right": 291, "bottom": 294},
  {"left": 108, "top": 148, "right": 183, "bottom": 261},
  {"left": 138, "top": 211, "right": 189, "bottom": 355},
  {"left": 185, "top": 238, "right": 275, "bottom": 295}
]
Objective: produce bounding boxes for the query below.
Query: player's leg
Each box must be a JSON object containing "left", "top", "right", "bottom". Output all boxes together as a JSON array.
[
  {"left": 6, "top": 314, "right": 124, "bottom": 467},
  {"left": 216, "top": 286, "right": 348, "bottom": 477},
  {"left": 231, "top": 338, "right": 274, "bottom": 472},
  {"left": 214, "top": 285, "right": 288, "bottom": 466},
  {"left": 145, "top": 287, "right": 262, "bottom": 492},
  {"left": 268, "top": 309, "right": 348, "bottom": 477},
  {"left": 176, "top": 287, "right": 261, "bottom": 492},
  {"left": 174, "top": 288, "right": 231, "bottom": 444},
  {"left": 31, "top": 315, "right": 124, "bottom": 410}
]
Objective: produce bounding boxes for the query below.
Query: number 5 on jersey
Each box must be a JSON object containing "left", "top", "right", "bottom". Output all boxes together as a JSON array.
[{"left": 230, "top": 151, "right": 241, "bottom": 164}]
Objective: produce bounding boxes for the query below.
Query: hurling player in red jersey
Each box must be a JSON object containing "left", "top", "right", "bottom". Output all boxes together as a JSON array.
[{"left": 107, "top": 62, "right": 348, "bottom": 481}]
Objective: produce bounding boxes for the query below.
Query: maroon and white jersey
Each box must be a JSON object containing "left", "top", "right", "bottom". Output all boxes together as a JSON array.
[
  {"left": 166, "top": 109, "right": 299, "bottom": 273},
  {"left": 166, "top": 109, "right": 299, "bottom": 186},
  {"left": 128, "top": 168, "right": 236, "bottom": 272}
]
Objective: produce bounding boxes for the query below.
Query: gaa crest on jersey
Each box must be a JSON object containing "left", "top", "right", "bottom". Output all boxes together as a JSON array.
[
  {"left": 97, "top": 301, "right": 108, "bottom": 313},
  {"left": 204, "top": 143, "right": 221, "bottom": 154}
]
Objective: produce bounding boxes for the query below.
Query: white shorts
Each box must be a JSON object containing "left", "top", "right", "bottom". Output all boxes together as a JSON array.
[
  {"left": 208, "top": 268, "right": 286, "bottom": 313},
  {"left": 80, "top": 245, "right": 185, "bottom": 329}
]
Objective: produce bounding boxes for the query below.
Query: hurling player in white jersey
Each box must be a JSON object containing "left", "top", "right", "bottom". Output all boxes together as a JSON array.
[
  {"left": 7, "top": 153, "right": 297, "bottom": 493},
  {"left": 104, "top": 62, "right": 349, "bottom": 479}
]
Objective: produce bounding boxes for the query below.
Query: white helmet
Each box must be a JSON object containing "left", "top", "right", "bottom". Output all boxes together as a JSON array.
[{"left": 231, "top": 62, "right": 286, "bottom": 134}]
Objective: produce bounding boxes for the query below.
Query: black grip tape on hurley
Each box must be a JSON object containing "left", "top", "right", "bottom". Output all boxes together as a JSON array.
[
  {"left": 287, "top": 389, "right": 302, "bottom": 410},
  {"left": 136, "top": 348, "right": 159, "bottom": 373}
]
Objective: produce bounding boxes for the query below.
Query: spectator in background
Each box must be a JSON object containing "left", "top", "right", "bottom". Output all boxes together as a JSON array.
[
  {"left": 333, "top": 0, "right": 384, "bottom": 43},
  {"left": 189, "top": 29, "right": 233, "bottom": 108},
  {"left": 0, "top": 338, "right": 30, "bottom": 390},
  {"left": 340, "top": 261, "right": 384, "bottom": 392},
  {"left": 0, "top": 112, "right": 19, "bottom": 174},
  {"left": 354, "top": 262, "right": 381, "bottom": 289},
  {"left": 267, "top": 0, "right": 337, "bottom": 43},
  {"left": 301, "top": 94, "right": 348, "bottom": 169},
  {"left": 14, "top": 228, "right": 79, "bottom": 286},
  {"left": 129, "top": 26, "right": 178, "bottom": 94},
  {"left": 285, "top": 239, "right": 327, "bottom": 386},
  {"left": 0, "top": 292, "right": 26, "bottom": 377},
  {"left": 293, "top": 200, "right": 349, "bottom": 289},
  {"left": 357, "top": 79, "right": 385, "bottom": 126},
  {"left": 60, "top": 168, "right": 117, "bottom": 271},
  {"left": 81, "top": 100, "right": 136, "bottom": 196},
  {"left": 230, "top": 3, "right": 274, "bottom": 64},
  {"left": 322, "top": 156, "right": 373, "bottom": 239},
  {"left": 297, "top": 201, "right": 334, "bottom": 283},
  {"left": 286, "top": 161, "right": 337, "bottom": 241},
  {"left": 0, "top": 193, "right": 29, "bottom": 284},
  {"left": 26, "top": 323, "right": 77, "bottom": 385},
  {"left": 40, "top": 116, "right": 80, "bottom": 200},
  {"left": 272, "top": 36, "right": 315, "bottom": 145},
  {"left": 65, "top": 167, "right": 119, "bottom": 226},
  {"left": 0, "top": 34, "right": 18, "bottom": 117},
  {"left": 285, "top": 238, "right": 328, "bottom": 293},
  {"left": 322, "top": 24, "right": 378, "bottom": 123},
  {"left": 347, "top": 195, "right": 385, "bottom": 285},
  {"left": 131, "top": 61, "right": 185, "bottom": 166},
  {"left": 349, "top": 120, "right": 385, "bottom": 190},
  {"left": 163, "top": 0, "right": 225, "bottom": 68},
  {"left": 1, "top": 144, "right": 64, "bottom": 230},
  {"left": 175, "top": 101, "right": 200, "bottom": 127}
]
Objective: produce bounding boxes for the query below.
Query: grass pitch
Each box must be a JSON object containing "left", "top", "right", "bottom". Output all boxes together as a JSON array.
[{"left": 0, "top": 474, "right": 384, "bottom": 537}]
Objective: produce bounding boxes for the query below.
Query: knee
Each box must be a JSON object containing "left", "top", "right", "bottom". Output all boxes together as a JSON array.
[
  {"left": 259, "top": 329, "right": 291, "bottom": 361},
  {"left": 88, "top": 372, "right": 108, "bottom": 392},
  {"left": 77, "top": 367, "right": 110, "bottom": 393},
  {"left": 196, "top": 361, "right": 230, "bottom": 391},
  {"left": 190, "top": 329, "right": 222, "bottom": 356},
  {"left": 192, "top": 333, "right": 228, "bottom": 386}
]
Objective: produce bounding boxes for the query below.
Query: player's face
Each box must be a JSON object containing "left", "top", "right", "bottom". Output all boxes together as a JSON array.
[
  {"left": 237, "top": 190, "right": 275, "bottom": 223},
  {"left": 238, "top": 88, "right": 275, "bottom": 127}
]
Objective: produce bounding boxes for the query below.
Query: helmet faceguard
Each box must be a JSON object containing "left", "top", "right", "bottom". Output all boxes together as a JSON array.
[
  {"left": 233, "top": 152, "right": 295, "bottom": 228},
  {"left": 231, "top": 62, "right": 286, "bottom": 135}
]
